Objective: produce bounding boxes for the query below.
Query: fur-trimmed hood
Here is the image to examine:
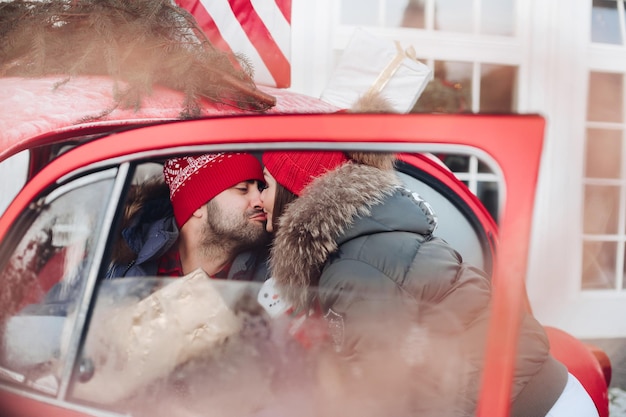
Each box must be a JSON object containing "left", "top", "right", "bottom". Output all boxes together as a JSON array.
[{"left": 269, "top": 160, "right": 438, "bottom": 309}]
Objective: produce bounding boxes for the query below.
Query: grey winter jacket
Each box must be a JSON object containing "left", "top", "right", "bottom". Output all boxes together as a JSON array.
[{"left": 269, "top": 161, "right": 567, "bottom": 417}]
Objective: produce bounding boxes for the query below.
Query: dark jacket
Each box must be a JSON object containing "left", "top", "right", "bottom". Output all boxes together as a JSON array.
[{"left": 269, "top": 159, "right": 567, "bottom": 417}]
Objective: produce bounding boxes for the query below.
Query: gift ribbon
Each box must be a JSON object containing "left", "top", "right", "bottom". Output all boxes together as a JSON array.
[{"left": 366, "top": 41, "right": 419, "bottom": 95}]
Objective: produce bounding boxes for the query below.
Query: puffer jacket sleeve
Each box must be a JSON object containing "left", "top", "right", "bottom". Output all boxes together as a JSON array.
[
  {"left": 318, "top": 257, "right": 415, "bottom": 359},
  {"left": 317, "top": 234, "right": 494, "bottom": 414},
  {"left": 318, "top": 235, "right": 491, "bottom": 356},
  {"left": 319, "top": 233, "right": 556, "bottom": 414}
]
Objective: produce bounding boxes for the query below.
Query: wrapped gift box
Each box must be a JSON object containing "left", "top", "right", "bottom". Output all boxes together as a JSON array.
[{"left": 321, "top": 28, "right": 433, "bottom": 113}]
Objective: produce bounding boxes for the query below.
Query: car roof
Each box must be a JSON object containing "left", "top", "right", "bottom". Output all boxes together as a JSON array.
[{"left": 0, "top": 76, "right": 340, "bottom": 165}]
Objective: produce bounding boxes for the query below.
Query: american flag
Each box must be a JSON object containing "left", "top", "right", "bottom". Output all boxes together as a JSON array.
[{"left": 176, "top": 0, "right": 292, "bottom": 88}]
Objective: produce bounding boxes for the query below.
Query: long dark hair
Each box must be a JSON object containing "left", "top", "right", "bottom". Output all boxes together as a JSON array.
[{"left": 272, "top": 182, "right": 298, "bottom": 232}]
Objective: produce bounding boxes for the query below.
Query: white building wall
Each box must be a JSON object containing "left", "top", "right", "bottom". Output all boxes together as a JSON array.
[{"left": 0, "top": 152, "right": 28, "bottom": 216}]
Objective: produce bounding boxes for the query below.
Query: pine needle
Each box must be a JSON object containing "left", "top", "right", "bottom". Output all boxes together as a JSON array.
[{"left": 0, "top": 0, "right": 277, "bottom": 118}]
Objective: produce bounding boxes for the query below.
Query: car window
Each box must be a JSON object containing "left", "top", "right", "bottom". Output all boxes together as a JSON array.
[
  {"left": 69, "top": 274, "right": 471, "bottom": 417},
  {"left": 0, "top": 170, "right": 118, "bottom": 396},
  {"left": 57, "top": 154, "right": 489, "bottom": 417},
  {"left": 398, "top": 170, "right": 488, "bottom": 270}
]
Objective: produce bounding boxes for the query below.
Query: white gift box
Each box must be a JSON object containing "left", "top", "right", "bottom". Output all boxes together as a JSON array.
[{"left": 321, "top": 28, "right": 433, "bottom": 113}]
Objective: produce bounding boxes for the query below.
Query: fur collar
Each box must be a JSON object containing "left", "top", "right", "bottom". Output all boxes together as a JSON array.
[{"left": 269, "top": 163, "right": 401, "bottom": 309}]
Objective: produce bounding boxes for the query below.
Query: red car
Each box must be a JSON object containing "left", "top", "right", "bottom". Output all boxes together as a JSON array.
[{"left": 0, "top": 76, "right": 610, "bottom": 417}]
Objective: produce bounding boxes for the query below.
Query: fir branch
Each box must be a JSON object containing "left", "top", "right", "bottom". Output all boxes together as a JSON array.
[{"left": 0, "top": 0, "right": 277, "bottom": 117}]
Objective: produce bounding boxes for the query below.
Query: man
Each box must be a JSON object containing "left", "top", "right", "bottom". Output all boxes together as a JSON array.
[
  {"left": 5, "top": 152, "right": 270, "bottom": 390},
  {"left": 107, "top": 152, "right": 269, "bottom": 281}
]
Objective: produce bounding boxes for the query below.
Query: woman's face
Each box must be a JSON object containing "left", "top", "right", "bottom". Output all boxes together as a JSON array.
[{"left": 260, "top": 167, "right": 277, "bottom": 233}]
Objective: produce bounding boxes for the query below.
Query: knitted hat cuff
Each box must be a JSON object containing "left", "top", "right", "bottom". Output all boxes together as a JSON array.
[{"left": 164, "top": 153, "right": 263, "bottom": 227}]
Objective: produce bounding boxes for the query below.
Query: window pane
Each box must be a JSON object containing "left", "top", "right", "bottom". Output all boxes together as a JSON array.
[
  {"left": 435, "top": 0, "right": 473, "bottom": 33},
  {"left": 591, "top": 0, "right": 625, "bottom": 44},
  {"left": 71, "top": 276, "right": 476, "bottom": 415},
  {"left": 400, "top": 0, "right": 426, "bottom": 28},
  {"left": 477, "top": 159, "right": 494, "bottom": 173},
  {"left": 341, "top": 0, "right": 420, "bottom": 28},
  {"left": 341, "top": 0, "right": 380, "bottom": 26},
  {"left": 587, "top": 72, "right": 623, "bottom": 123},
  {"left": 419, "top": 153, "right": 500, "bottom": 222},
  {"left": 0, "top": 174, "right": 115, "bottom": 394},
  {"left": 480, "top": 64, "right": 517, "bottom": 113},
  {"left": 481, "top": 0, "right": 515, "bottom": 36},
  {"left": 439, "top": 154, "right": 470, "bottom": 172},
  {"left": 385, "top": 0, "right": 412, "bottom": 26},
  {"left": 412, "top": 61, "right": 471, "bottom": 113},
  {"left": 582, "top": 240, "right": 617, "bottom": 289},
  {"left": 476, "top": 181, "right": 499, "bottom": 221},
  {"left": 585, "top": 128, "right": 623, "bottom": 179},
  {"left": 583, "top": 185, "right": 620, "bottom": 235}
]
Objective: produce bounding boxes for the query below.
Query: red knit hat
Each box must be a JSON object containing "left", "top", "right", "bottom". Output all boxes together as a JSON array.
[
  {"left": 163, "top": 152, "right": 264, "bottom": 227},
  {"left": 262, "top": 151, "right": 349, "bottom": 196}
]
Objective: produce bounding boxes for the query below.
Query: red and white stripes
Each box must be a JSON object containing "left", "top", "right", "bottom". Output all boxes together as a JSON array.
[{"left": 176, "top": 0, "right": 292, "bottom": 88}]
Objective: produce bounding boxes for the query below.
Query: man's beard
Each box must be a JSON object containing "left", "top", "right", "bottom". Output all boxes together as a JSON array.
[{"left": 200, "top": 200, "right": 269, "bottom": 255}]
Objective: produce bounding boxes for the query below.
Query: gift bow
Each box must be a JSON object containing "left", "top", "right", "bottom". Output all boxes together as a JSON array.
[{"left": 366, "top": 41, "right": 420, "bottom": 96}]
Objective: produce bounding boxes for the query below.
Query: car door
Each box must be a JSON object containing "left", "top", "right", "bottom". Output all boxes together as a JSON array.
[{"left": 0, "top": 113, "right": 607, "bottom": 417}]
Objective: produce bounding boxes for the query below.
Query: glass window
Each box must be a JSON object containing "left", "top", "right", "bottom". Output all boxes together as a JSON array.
[
  {"left": 341, "top": 0, "right": 380, "bottom": 26},
  {"left": 583, "top": 184, "right": 621, "bottom": 235},
  {"left": 591, "top": 0, "right": 625, "bottom": 44},
  {"left": 435, "top": 0, "right": 473, "bottom": 33},
  {"left": 585, "top": 128, "right": 623, "bottom": 179},
  {"left": 583, "top": 240, "right": 617, "bottom": 289},
  {"left": 400, "top": 0, "right": 426, "bottom": 28},
  {"left": 342, "top": 0, "right": 516, "bottom": 34},
  {"left": 0, "top": 172, "right": 116, "bottom": 395},
  {"left": 480, "top": 64, "right": 517, "bottom": 113},
  {"left": 69, "top": 278, "right": 476, "bottom": 415},
  {"left": 341, "top": 0, "right": 412, "bottom": 27},
  {"left": 426, "top": 153, "right": 500, "bottom": 223},
  {"left": 413, "top": 60, "right": 472, "bottom": 113},
  {"left": 412, "top": 61, "right": 518, "bottom": 114},
  {"left": 481, "top": 0, "right": 515, "bottom": 36},
  {"left": 385, "top": 0, "right": 413, "bottom": 26},
  {"left": 584, "top": 2, "right": 626, "bottom": 295},
  {"left": 587, "top": 71, "right": 624, "bottom": 123},
  {"left": 60, "top": 153, "right": 495, "bottom": 415},
  {"left": 476, "top": 181, "right": 499, "bottom": 221}
]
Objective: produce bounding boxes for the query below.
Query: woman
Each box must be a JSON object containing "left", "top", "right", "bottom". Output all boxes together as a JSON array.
[{"left": 259, "top": 150, "right": 598, "bottom": 417}]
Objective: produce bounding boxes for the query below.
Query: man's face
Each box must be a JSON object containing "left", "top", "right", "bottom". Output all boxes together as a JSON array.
[{"left": 201, "top": 180, "right": 269, "bottom": 251}]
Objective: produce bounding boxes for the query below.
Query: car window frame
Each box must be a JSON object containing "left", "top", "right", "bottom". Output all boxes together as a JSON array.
[
  {"left": 0, "top": 163, "right": 131, "bottom": 408},
  {"left": 56, "top": 164, "right": 130, "bottom": 400}
]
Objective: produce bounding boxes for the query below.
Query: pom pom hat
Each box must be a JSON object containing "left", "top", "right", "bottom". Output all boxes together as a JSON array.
[
  {"left": 164, "top": 152, "right": 264, "bottom": 227},
  {"left": 262, "top": 151, "right": 349, "bottom": 196}
]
